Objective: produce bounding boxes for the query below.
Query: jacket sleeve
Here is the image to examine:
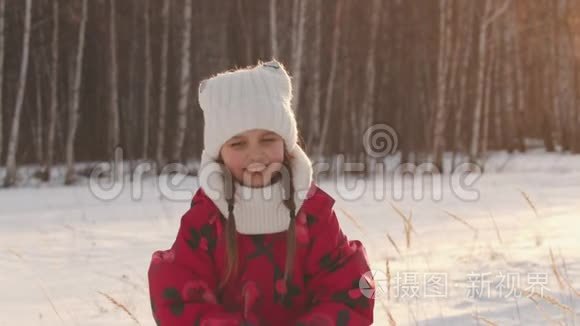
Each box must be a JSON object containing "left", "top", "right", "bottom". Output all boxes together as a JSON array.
[
  {"left": 295, "top": 205, "right": 375, "bottom": 326},
  {"left": 148, "top": 204, "right": 247, "bottom": 326}
]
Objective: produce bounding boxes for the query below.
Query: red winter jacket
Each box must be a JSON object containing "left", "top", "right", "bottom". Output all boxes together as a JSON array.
[{"left": 148, "top": 184, "right": 374, "bottom": 325}]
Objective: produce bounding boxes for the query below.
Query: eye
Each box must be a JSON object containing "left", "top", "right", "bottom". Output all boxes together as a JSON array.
[
  {"left": 262, "top": 138, "right": 277, "bottom": 143},
  {"left": 230, "top": 141, "right": 245, "bottom": 147}
]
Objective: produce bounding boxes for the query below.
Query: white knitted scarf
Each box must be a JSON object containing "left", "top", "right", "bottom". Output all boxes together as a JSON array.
[{"left": 199, "top": 145, "right": 314, "bottom": 235}]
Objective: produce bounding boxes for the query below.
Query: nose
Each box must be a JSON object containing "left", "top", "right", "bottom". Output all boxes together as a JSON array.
[{"left": 246, "top": 143, "right": 267, "bottom": 162}]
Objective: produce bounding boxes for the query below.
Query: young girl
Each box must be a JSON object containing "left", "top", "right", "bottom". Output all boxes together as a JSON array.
[{"left": 148, "top": 60, "right": 374, "bottom": 325}]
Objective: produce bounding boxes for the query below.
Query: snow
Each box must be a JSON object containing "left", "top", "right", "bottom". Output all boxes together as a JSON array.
[{"left": 1, "top": 151, "right": 579, "bottom": 325}]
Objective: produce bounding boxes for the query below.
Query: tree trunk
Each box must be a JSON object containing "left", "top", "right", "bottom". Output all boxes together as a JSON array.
[
  {"left": 481, "top": 26, "right": 497, "bottom": 156},
  {"left": 33, "top": 57, "right": 44, "bottom": 164},
  {"left": 44, "top": 0, "right": 59, "bottom": 181},
  {"left": 547, "top": 2, "right": 561, "bottom": 151},
  {"left": 503, "top": 10, "right": 516, "bottom": 152},
  {"left": 556, "top": 0, "right": 574, "bottom": 152},
  {"left": 510, "top": 8, "right": 526, "bottom": 152},
  {"left": 122, "top": 0, "right": 140, "bottom": 180},
  {"left": 446, "top": 2, "right": 465, "bottom": 162},
  {"left": 306, "top": 0, "right": 321, "bottom": 154},
  {"left": 470, "top": 0, "right": 512, "bottom": 161},
  {"left": 361, "top": 0, "right": 382, "bottom": 174},
  {"left": 4, "top": 0, "right": 32, "bottom": 187},
  {"left": 64, "top": 0, "right": 88, "bottom": 184},
  {"left": 0, "top": 0, "right": 5, "bottom": 164},
  {"left": 452, "top": 4, "right": 475, "bottom": 167},
  {"left": 342, "top": 45, "right": 352, "bottom": 158},
  {"left": 291, "top": 0, "right": 306, "bottom": 116},
  {"left": 236, "top": 0, "right": 252, "bottom": 64},
  {"left": 420, "top": 49, "right": 435, "bottom": 157},
  {"left": 124, "top": 0, "right": 139, "bottom": 166},
  {"left": 568, "top": 0, "right": 580, "bottom": 153},
  {"left": 542, "top": 87, "right": 556, "bottom": 151},
  {"left": 318, "top": 0, "right": 343, "bottom": 159},
  {"left": 574, "top": 53, "right": 580, "bottom": 153},
  {"left": 155, "top": 0, "right": 170, "bottom": 172},
  {"left": 542, "top": 23, "right": 556, "bottom": 152},
  {"left": 469, "top": 0, "right": 492, "bottom": 162},
  {"left": 576, "top": 64, "right": 580, "bottom": 153},
  {"left": 143, "top": 0, "right": 152, "bottom": 159},
  {"left": 108, "top": 0, "right": 120, "bottom": 157},
  {"left": 171, "top": 0, "right": 192, "bottom": 163},
  {"left": 432, "top": 0, "right": 452, "bottom": 172},
  {"left": 493, "top": 62, "right": 502, "bottom": 149},
  {"left": 270, "top": 0, "right": 279, "bottom": 58}
]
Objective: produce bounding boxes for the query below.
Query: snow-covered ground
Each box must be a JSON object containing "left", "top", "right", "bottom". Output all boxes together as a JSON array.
[{"left": 1, "top": 151, "right": 579, "bottom": 325}]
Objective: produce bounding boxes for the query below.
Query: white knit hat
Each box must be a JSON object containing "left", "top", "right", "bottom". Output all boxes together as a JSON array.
[{"left": 198, "top": 60, "right": 298, "bottom": 160}]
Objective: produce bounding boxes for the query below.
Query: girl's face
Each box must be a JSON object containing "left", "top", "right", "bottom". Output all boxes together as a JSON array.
[{"left": 219, "top": 129, "right": 285, "bottom": 188}]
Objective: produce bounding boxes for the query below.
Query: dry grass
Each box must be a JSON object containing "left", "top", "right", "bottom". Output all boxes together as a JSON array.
[
  {"left": 527, "top": 296, "right": 563, "bottom": 325},
  {"left": 442, "top": 209, "right": 478, "bottom": 239},
  {"left": 387, "top": 307, "right": 397, "bottom": 326},
  {"left": 488, "top": 211, "right": 503, "bottom": 244},
  {"left": 549, "top": 248, "right": 580, "bottom": 297},
  {"left": 514, "top": 297, "right": 522, "bottom": 324},
  {"left": 517, "top": 189, "right": 544, "bottom": 246},
  {"left": 549, "top": 248, "right": 567, "bottom": 291},
  {"left": 338, "top": 207, "right": 368, "bottom": 236},
  {"left": 472, "top": 314, "right": 499, "bottom": 326},
  {"left": 97, "top": 291, "right": 141, "bottom": 325},
  {"left": 6, "top": 247, "right": 23, "bottom": 259},
  {"left": 382, "top": 192, "right": 577, "bottom": 324},
  {"left": 389, "top": 202, "right": 415, "bottom": 249},
  {"left": 518, "top": 287, "right": 575, "bottom": 314},
  {"left": 376, "top": 189, "right": 577, "bottom": 324},
  {"left": 519, "top": 190, "right": 540, "bottom": 218},
  {"left": 7, "top": 248, "right": 66, "bottom": 325},
  {"left": 386, "top": 258, "right": 392, "bottom": 301},
  {"left": 386, "top": 233, "right": 402, "bottom": 256}
]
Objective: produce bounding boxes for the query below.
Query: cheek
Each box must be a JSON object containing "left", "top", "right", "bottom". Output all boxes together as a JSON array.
[
  {"left": 267, "top": 143, "right": 285, "bottom": 162},
  {"left": 220, "top": 149, "right": 245, "bottom": 174}
]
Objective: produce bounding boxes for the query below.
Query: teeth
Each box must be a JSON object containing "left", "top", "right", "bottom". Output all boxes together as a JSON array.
[{"left": 246, "top": 163, "right": 267, "bottom": 173}]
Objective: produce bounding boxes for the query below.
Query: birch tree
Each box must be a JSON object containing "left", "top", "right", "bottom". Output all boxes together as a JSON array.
[
  {"left": 4, "top": 0, "right": 32, "bottom": 187},
  {"left": 469, "top": 0, "right": 511, "bottom": 161},
  {"left": 306, "top": 0, "right": 322, "bottom": 152},
  {"left": 509, "top": 6, "right": 526, "bottom": 152},
  {"left": 108, "top": 0, "right": 120, "bottom": 156},
  {"left": 155, "top": 0, "right": 170, "bottom": 172},
  {"left": 33, "top": 57, "right": 44, "bottom": 164},
  {"left": 44, "top": 0, "right": 59, "bottom": 181},
  {"left": 432, "top": 0, "right": 452, "bottom": 171},
  {"left": 0, "top": 0, "right": 5, "bottom": 164},
  {"left": 361, "top": 0, "right": 382, "bottom": 172},
  {"left": 171, "top": 0, "right": 192, "bottom": 163},
  {"left": 64, "top": 0, "right": 88, "bottom": 184},
  {"left": 143, "top": 0, "right": 152, "bottom": 159},
  {"left": 291, "top": 0, "right": 306, "bottom": 115},
  {"left": 270, "top": 0, "right": 279, "bottom": 58},
  {"left": 318, "top": 0, "right": 343, "bottom": 158}
]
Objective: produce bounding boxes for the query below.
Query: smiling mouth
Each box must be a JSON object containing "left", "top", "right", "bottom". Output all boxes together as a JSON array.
[{"left": 245, "top": 162, "right": 268, "bottom": 173}]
